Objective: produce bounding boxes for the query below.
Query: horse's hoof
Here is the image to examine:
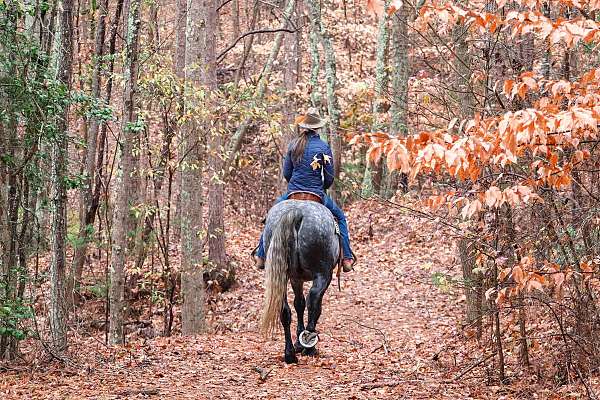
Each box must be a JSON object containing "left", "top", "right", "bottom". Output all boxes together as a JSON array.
[
  {"left": 298, "top": 330, "right": 319, "bottom": 348},
  {"left": 284, "top": 353, "right": 298, "bottom": 364},
  {"left": 302, "top": 346, "right": 318, "bottom": 357}
]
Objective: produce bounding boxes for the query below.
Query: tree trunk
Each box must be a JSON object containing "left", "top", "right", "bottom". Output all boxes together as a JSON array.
[
  {"left": 71, "top": 0, "right": 110, "bottom": 296},
  {"left": 0, "top": 114, "right": 20, "bottom": 359},
  {"left": 362, "top": 2, "right": 390, "bottom": 198},
  {"left": 180, "top": 135, "right": 206, "bottom": 334},
  {"left": 452, "top": 12, "right": 484, "bottom": 341},
  {"left": 541, "top": 2, "right": 551, "bottom": 79},
  {"left": 0, "top": 13, "right": 17, "bottom": 357},
  {"left": 181, "top": 0, "right": 218, "bottom": 334},
  {"left": 280, "top": 1, "right": 302, "bottom": 189},
  {"left": 452, "top": 23, "right": 473, "bottom": 119},
  {"left": 306, "top": 2, "right": 323, "bottom": 142},
  {"left": 0, "top": 120, "right": 7, "bottom": 326},
  {"left": 232, "top": 0, "right": 240, "bottom": 42},
  {"left": 174, "top": 0, "right": 187, "bottom": 80},
  {"left": 382, "top": 6, "right": 410, "bottom": 197},
  {"left": 50, "top": 0, "right": 75, "bottom": 354},
  {"left": 490, "top": 255, "right": 506, "bottom": 382},
  {"left": 306, "top": 0, "right": 342, "bottom": 202},
  {"left": 205, "top": 0, "right": 229, "bottom": 289},
  {"left": 92, "top": 0, "right": 125, "bottom": 270},
  {"left": 223, "top": 0, "right": 296, "bottom": 175},
  {"left": 458, "top": 238, "right": 482, "bottom": 338},
  {"left": 109, "top": 0, "right": 142, "bottom": 345},
  {"left": 172, "top": 0, "right": 187, "bottom": 241},
  {"left": 307, "top": 0, "right": 342, "bottom": 200}
]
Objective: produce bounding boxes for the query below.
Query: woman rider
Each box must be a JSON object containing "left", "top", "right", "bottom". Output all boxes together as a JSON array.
[{"left": 253, "top": 108, "right": 355, "bottom": 272}]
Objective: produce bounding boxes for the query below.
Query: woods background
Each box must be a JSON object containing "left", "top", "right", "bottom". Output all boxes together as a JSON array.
[{"left": 2, "top": 0, "right": 600, "bottom": 396}]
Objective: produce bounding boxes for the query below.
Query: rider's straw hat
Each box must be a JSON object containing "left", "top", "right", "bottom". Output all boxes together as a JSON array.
[{"left": 297, "top": 107, "right": 327, "bottom": 130}]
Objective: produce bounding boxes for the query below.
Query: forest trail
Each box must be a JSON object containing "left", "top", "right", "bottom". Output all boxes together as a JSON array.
[
  {"left": 4, "top": 0, "right": 600, "bottom": 396},
  {"left": 3, "top": 201, "right": 523, "bottom": 399}
]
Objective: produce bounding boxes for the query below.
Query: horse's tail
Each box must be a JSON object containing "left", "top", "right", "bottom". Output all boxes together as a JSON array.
[{"left": 260, "top": 208, "right": 302, "bottom": 335}]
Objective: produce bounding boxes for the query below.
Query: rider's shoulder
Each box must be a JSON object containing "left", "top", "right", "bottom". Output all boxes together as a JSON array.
[{"left": 311, "top": 135, "right": 330, "bottom": 149}]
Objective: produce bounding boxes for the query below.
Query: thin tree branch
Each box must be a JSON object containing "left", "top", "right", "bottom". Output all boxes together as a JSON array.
[
  {"left": 216, "top": 0, "right": 233, "bottom": 12},
  {"left": 217, "top": 27, "right": 295, "bottom": 62}
]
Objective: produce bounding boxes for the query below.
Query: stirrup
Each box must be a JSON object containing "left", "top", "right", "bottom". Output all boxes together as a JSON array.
[
  {"left": 250, "top": 245, "right": 258, "bottom": 259},
  {"left": 251, "top": 246, "right": 265, "bottom": 270}
]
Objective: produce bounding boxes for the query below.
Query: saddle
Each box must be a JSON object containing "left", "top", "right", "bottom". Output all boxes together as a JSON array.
[{"left": 288, "top": 192, "right": 322, "bottom": 203}]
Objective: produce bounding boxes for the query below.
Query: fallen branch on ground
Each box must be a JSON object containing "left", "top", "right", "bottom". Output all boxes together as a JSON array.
[
  {"left": 116, "top": 388, "right": 159, "bottom": 396},
  {"left": 361, "top": 379, "right": 427, "bottom": 390},
  {"left": 253, "top": 366, "right": 272, "bottom": 381},
  {"left": 341, "top": 314, "right": 389, "bottom": 355},
  {"left": 453, "top": 353, "right": 494, "bottom": 381}
]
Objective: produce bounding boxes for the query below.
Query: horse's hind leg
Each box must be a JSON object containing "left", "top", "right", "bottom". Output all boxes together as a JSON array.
[
  {"left": 291, "top": 279, "right": 305, "bottom": 353},
  {"left": 306, "top": 274, "right": 331, "bottom": 331},
  {"left": 302, "top": 273, "right": 332, "bottom": 355},
  {"left": 281, "top": 293, "right": 297, "bottom": 364}
]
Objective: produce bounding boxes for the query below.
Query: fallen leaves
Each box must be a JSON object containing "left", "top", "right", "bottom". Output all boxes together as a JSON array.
[{"left": 1, "top": 200, "right": 596, "bottom": 398}]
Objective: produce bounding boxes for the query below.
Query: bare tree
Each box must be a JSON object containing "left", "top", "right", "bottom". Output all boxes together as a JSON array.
[
  {"left": 280, "top": 1, "right": 302, "bottom": 189},
  {"left": 180, "top": 0, "right": 218, "bottom": 334},
  {"left": 109, "top": 0, "right": 142, "bottom": 345},
  {"left": 50, "top": 0, "right": 76, "bottom": 354},
  {"left": 71, "top": 0, "right": 110, "bottom": 296},
  {"left": 305, "top": 0, "right": 342, "bottom": 201},
  {"left": 206, "top": 0, "right": 228, "bottom": 288}
]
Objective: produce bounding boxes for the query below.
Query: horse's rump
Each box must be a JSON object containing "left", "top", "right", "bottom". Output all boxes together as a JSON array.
[{"left": 264, "top": 200, "right": 339, "bottom": 272}]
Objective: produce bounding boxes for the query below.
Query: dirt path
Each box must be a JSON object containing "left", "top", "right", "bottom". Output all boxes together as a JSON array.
[{"left": 1, "top": 201, "right": 526, "bottom": 399}]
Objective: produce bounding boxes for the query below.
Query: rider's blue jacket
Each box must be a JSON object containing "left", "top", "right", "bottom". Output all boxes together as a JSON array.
[{"left": 282, "top": 132, "right": 334, "bottom": 200}]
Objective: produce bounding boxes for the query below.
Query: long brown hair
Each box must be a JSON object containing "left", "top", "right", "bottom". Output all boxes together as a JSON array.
[{"left": 289, "top": 129, "right": 315, "bottom": 163}]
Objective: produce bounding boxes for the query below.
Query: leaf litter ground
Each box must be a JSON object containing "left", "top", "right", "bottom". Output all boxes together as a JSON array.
[{"left": 0, "top": 200, "right": 593, "bottom": 399}]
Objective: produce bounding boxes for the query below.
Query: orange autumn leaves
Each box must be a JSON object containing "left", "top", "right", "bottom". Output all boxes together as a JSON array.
[
  {"left": 415, "top": 0, "right": 600, "bottom": 46},
  {"left": 420, "top": 185, "right": 541, "bottom": 219},
  {"left": 351, "top": 65, "right": 600, "bottom": 219},
  {"left": 485, "top": 257, "right": 599, "bottom": 307},
  {"left": 367, "top": 0, "right": 404, "bottom": 17}
]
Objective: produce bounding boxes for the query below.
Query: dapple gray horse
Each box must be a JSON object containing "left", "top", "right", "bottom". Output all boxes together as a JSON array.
[{"left": 260, "top": 199, "right": 340, "bottom": 364}]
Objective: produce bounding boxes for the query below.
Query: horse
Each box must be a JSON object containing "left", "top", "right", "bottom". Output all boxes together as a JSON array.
[{"left": 260, "top": 199, "right": 340, "bottom": 364}]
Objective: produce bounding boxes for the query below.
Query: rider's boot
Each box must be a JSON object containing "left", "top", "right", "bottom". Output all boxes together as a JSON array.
[
  {"left": 255, "top": 256, "right": 265, "bottom": 270},
  {"left": 342, "top": 258, "right": 354, "bottom": 272}
]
